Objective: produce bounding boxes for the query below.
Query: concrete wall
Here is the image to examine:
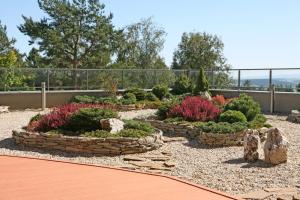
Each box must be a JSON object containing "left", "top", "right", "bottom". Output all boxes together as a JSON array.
[
  {"left": 0, "top": 90, "right": 108, "bottom": 110},
  {"left": 211, "top": 89, "right": 300, "bottom": 113},
  {"left": 1, "top": 89, "right": 299, "bottom": 113}
]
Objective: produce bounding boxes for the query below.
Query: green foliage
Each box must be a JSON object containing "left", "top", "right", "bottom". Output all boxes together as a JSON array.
[
  {"left": 219, "top": 110, "right": 247, "bottom": 123},
  {"left": 29, "top": 113, "right": 42, "bottom": 123},
  {"left": 83, "top": 129, "right": 152, "bottom": 138},
  {"left": 195, "top": 121, "right": 248, "bottom": 134},
  {"left": 156, "top": 97, "right": 181, "bottom": 119},
  {"left": 194, "top": 68, "right": 209, "bottom": 93},
  {"left": 248, "top": 114, "right": 268, "bottom": 129},
  {"left": 145, "top": 92, "right": 159, "bottom": 101},
  {"left": 224, "top": 94, "right": 261, "bottom": 121},
  {"left": 172, "top": 32, "right": 228, "bottom": 70},
  {"left": 124, "top": 120, "right": 155, "bottom": 133},
  {"left": 66, "top": 108, "right": 118, "bottom": 132},
  {"left": 116, "top": 17, "right": 166, "bottom": 69},
  {"left": 71, "top": 95, "right": 97, "bottom": 104},
  {"left": 125, "top": 88, "right": 147, "bottom": 101},
  {"left": 121, "top": 92, "right": 137, "bottom": 105},
  {"left": 152, "top": 85, "right": 170, "bottom": 100},
  {"left": 97, "top": 96, "right": 120, "bottom": 105},
  {"left": 19, "top": 0, "right": 120, "bottom": 69},
  {"left": 172, "top": 74, "right": 193, "bottom": 95}
]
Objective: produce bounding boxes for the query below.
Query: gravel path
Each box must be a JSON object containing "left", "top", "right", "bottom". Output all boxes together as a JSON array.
[{"left": 0, "top": 110, "right": 299, "bottom": 196}]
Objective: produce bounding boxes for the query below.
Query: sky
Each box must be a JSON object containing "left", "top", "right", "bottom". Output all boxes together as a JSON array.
[{"left": 1, "top": 0, "right": 300, "bottom": 72}]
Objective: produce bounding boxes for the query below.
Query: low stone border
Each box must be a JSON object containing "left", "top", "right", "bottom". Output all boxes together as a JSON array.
[
  {"left": 12, "top": 130, "right": 164, "bottom": 156},
  {"left": 142, "top": 119, "right": 269, "bottom": 147},
  {"left": 143, "top": 120, "right": 200, "bottom": 139},
  {"left": 198, "top": 132, "right": 245, "bottom": 147},
  {"left": 287, "top": 110, "right": 300, "bottom": 124},
  {"left": 117, "top": 104, "right": 160, "bottom": 111}
]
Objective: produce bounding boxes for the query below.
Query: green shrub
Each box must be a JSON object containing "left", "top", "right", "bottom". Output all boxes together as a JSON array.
[
  {"left": 71, "top": 95, "right": 96, "bottom": 104},
  {"left": 152, "top": 85, "right": 170, "bottom": 100},
  {"left": 125, "top": 88, "right": 147, "bottom": 101},
  {"left": 194, "top": 68, "right": 209, "bottom": 94},
  {"left": 219, "top": 110, "right": 247, "bottom": 123},
  {"left": 195, "top": 121, "right": 248, "bottom": 134},
  {"left": 163, "top": 117, "right": 185, "bottom": 123},
  {"left": 224, "top": 94, "right": 261, "bottom": 121},
  {"left": 66, "top": 108, "right": 118, "bottom": 132},
  {"left": 156, "top": 97, "right": 181, "bottom": 119},
  {"left": 124, "top": 120, "right": 155, "bottom": 133},
  {"left": 145, "top": 92, "right": 159, "bottom": 101},
  {"left": 97, "top": 96, "right": 119, "bottom": 105},
  {"left": 248, "top": 114, "right": 268, "bottom": 129},
  {"left": 172, "top": 74, "right": 193, "bottom": 95},
  {"left": 121, "top": 92, "right": 137, "bottom": 105},
  {"left": 117, "top": 129, "right": 151, "bottom": 138},
  {"left": 82, "top": 130, "right": 111, "bottom": 138},
  {"left": 29, "top": 113, "right": 42, "bottom": 123}
]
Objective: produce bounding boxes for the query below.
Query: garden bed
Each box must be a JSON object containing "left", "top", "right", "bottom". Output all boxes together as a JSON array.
[{"left": 12, "top": 129, "right": 163, "bottom": 156}]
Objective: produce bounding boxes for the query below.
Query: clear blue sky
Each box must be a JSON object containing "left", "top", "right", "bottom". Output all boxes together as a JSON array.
[{"left": 1, "top": 0, "right": 300, "bottom": 70}]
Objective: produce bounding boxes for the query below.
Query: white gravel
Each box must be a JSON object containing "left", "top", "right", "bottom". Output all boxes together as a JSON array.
[{"left": 0, "top": 110, "right": 299, "bottom": 196}]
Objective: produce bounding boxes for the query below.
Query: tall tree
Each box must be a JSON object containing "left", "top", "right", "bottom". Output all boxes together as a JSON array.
[
  {"left": 19, "top": 0, "right": 121, "bottom": 69},
  {"left": 115, "top": 17, "right": 167, "bottom": 69},
  {"left": 172, "top": 32, "right": 228, "bottom": 70},
  {"left": 0, "top": 21, "right": 16, "bottom": 55}
]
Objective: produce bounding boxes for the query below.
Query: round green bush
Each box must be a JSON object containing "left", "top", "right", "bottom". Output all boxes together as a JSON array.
[
  {"left": 152, "top": 85, "right": 170, "bottom": 100},
  {"left": 66, "top": 108, "right": 118, "bottom": 132},
  {"left": 219, "top": 110, "right": 247, "bottom": 123},
  {"left": 224, "top": 94, "right": 261, "bottom": 121},
  {"left": 145, "top": 92, "right": 159, "bottom": 101},
  {"left": 172, "top": 74, "right": 193, "bottom": 95},
  {"left": 122, "top": 92, "right": 137, "bottom": 105},
  {"left": 195, "top": 121, "right": 248, "bottom": 134},
  {"left": 124, "top": 120, "right": 155, "bottom": 133},
  {"left": 248, "top": 114, "right": 268, "bottom": 129},
  {"left": 71, "top": 95, "right": 96, "bottom": 104},
  {"left": 125, "top": 88, "right": 147, "bottom": 101}
]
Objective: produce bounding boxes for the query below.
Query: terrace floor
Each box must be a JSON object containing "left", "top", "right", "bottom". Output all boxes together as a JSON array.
[{"left": 0, "top": 155, "right": 239, "bottom": 200}]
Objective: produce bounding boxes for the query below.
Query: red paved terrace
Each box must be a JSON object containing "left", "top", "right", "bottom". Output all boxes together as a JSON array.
[{"left": 0, "top": 155, "right": 240, "bottom": 200}]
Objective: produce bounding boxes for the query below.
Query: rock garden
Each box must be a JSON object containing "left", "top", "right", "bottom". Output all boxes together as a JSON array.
[{"left": 2, "top": 70, "right": 300, "bottom": 200}]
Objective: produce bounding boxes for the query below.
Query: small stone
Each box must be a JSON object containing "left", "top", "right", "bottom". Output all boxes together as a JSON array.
[
  {"left": 240, "top": 190, "right": 272, "bottom": 200},
  {"left": 123, "top": 155, "right": 145, "bottom": 161},
  {"left": 164, "top": 162, "right": 175, "bottom": 167},
  {"left": 142, "top": 155, "right": 170, "bottom": 161},
  {"left": 277, "top": 194, "right": 293, "bottom": 200},
  {"left": 244, "top": 129, "right": 260, "bottom": 162},
  {"left": 100, "top": 118, "right": 124, "bottom": 133},
  {"left": 161, "top": 151, "right": 172, "bottom": 156},
  {"left": 162, "top": 137, "right": 187, "bottom": 143},
  {"left": 293, "top": 194, "right": 300, "bottom": 200},
  {"left": 264, "top": 128, "right": 288, "bottom": 165},
  {"left": 0, "top": 106, "right": 9, "bottom": 113}
]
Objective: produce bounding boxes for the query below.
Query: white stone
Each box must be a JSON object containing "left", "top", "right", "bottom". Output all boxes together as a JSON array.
[
  {"left": 244, "top": 129, "right": 260, "bottom": 162},
  {"left": 264, "top": 128, "right": 288, "bottom": 165},
  {"left": 100, "top": 118, "right": 124, "bottom": 133},
  {"left": 0, "top": 106, "right": 9, "bottom": 113}
]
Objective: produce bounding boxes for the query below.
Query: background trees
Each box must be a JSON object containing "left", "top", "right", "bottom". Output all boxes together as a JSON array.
[
  {"left": 19, "top": 0, "right": 121, "bottom": 69},
  {"left": 115, "top": 17, "right": 167, "bottom": 69}
]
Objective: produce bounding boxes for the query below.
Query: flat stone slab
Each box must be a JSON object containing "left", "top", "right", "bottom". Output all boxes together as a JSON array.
[
  {"left": 162, "top": 137, "right": 187, "bottom": 143},
  {"left": 123, "top": 156, "right": 146, "bottom": 162},
  {"left": 164, "top": 162, "right": 175, "bottom": 167},
  {"left": 161, "top": 151, "right": 172, "bottom": 156},
  {"left": 240, "top": 190, "right": 272, "bottom": 200},
  {"left": 142, "top": 155, "right": 170, "bottom": 161}
]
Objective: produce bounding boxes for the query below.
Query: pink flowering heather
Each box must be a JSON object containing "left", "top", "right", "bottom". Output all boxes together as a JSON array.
[
  {"left": 29, "top": 103, "right": 112, "bottom": 132},
  {"left": 167, "top": 96, "right": 221, "bottom": 122}
]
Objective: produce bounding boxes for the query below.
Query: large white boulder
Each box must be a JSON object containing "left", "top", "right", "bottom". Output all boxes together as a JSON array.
[{"left": 100, "top": 118, "right": 124, "bottom": 133}]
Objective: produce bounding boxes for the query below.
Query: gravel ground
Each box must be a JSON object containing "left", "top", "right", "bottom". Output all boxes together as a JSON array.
[{"left": 0, "top": 110, "right": 299, "bottom": 196}]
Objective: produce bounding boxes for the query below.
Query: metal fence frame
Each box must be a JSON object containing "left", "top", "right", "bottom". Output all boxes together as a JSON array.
[{"left": 1, "top": 67, "right": 300, "bottom": 91}]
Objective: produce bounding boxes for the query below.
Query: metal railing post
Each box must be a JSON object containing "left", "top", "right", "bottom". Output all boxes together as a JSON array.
[
  {"left": 41, "top": 82, "right": 46, "bottom": 110},
  {"left": 237, "top": 69, "right": 241, "bottom": 91},
  {"left": 269, "top": 69, "right": 272, "bottom": 90},
  {"left": 86, "top": 70, "right": 89, "bottom": 90},
  {"left": 270, "top": 84, "right": 275, "bottom": 113},
  {"left": 47, "top": 69, "right": 50, "bottom": 91}
]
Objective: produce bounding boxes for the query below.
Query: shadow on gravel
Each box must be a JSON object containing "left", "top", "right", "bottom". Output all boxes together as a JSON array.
[
  {"left": 0, "top": 138, "right": 100, "bottom": 158},
  {"left": 224, "top": 158, "right": 273, "bottom": 168}
]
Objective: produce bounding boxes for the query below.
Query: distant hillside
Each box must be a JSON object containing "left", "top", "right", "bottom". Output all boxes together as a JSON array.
[{"left": 240, "top": 78, "right": 299, "bottom": 87}]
